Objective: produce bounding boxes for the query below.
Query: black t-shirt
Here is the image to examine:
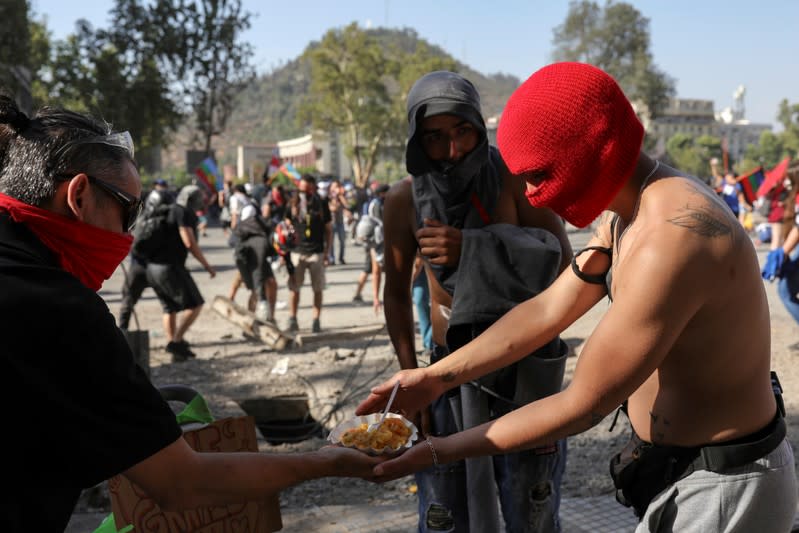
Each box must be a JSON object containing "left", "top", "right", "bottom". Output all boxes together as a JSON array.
[
  {"left": 149, "top": 203, "right": 198, "bottom": 265},
  {"left": 292, "top": 193, "right": 332, "bottom": 254},
  {"left": 0, "top": 214, "right": 181, "bottom": 532}
]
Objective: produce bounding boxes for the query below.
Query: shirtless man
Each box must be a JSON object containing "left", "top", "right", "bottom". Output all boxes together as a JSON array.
[
  {"left": 360, "top": 62, "right": 797, "bottom": 532},
  {"left": 382, "top": 70, "right": 572, "bottom": 532}
]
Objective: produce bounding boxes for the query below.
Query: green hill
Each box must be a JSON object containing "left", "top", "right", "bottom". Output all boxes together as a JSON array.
[{"left": 178, "top": 27, "right": 521, "bottom": 169}]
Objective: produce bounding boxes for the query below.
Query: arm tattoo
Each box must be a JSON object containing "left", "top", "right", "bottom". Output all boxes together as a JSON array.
[{"left": 441, "top": 372, "right": 457, "bottom": 383}]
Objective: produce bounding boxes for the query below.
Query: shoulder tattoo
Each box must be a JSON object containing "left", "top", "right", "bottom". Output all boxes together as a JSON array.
[{"left": 667, "top": 184, "right": 733, "bottom": 239}]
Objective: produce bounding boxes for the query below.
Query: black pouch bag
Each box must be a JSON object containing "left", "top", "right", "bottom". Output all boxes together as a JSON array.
[{"left": 609, "top": 432, "right": 699, "bottom": 518}]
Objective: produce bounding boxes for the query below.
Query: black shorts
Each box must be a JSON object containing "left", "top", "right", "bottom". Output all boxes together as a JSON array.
[
  {"left": 145, "top": 263, "right": 204, "bottom": 313},
  {"left": 234, "top": 236, "right": 275, "bottom": 290}
]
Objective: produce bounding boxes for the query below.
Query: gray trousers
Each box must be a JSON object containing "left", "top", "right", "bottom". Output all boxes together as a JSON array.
[{"left": 637, "top": 438, "right": 797, "bottom": 532}]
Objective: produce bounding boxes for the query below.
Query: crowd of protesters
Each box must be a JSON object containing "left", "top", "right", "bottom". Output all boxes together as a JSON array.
[{"left": 124, "top": 171, "right": 395, "bottom": 338}]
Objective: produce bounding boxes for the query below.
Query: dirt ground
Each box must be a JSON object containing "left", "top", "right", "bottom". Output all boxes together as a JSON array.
[{"left": 81, "top": 221, "right": 799, "bottom": 515}]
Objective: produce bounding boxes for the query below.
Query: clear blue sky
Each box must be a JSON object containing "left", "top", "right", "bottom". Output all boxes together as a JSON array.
[{"left": 30, "top": 0, "right": 798, "bottom": 129}]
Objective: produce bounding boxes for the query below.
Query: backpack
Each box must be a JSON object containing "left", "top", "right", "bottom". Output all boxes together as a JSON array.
[
  {"left": 272, "top": 220, "right": 297, "bottom": 257},
  {"left": 131, "top": 204, "right": 173, "bottom": 260},
  {"left": 355, "top": 198, "right": 383, "bottom": 245},
  {"left": 233, "top": 214, "right": 273, "bottom": 255}
]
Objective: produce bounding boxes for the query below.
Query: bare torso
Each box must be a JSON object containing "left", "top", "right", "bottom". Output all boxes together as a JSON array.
[
  {"left": 382, "top": 169, "right": 571, "bottom": 371},
  {"left": 604, "top": 172, "right": 774, "bottom": 446}
]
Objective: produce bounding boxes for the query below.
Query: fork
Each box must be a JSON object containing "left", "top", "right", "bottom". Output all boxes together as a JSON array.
[{"left": 366, "top": 381, "right": 400, "bottom": 435}]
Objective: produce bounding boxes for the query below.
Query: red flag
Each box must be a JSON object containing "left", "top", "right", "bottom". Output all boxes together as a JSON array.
[{"left": 756, "top": 157, "right": 792, "bottom": 198}]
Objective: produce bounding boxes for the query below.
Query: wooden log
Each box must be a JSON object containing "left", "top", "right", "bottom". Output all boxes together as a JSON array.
[
  {"left": 211, "top": 295, "right": 294, "bottom": 351},
  {"left": 295, "top": 323, "right": 386, "bottom": 346}
]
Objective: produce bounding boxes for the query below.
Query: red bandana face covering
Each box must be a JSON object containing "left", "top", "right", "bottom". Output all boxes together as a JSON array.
[{"left": 0, "top": 192, "right": 132, "bottom": 291}]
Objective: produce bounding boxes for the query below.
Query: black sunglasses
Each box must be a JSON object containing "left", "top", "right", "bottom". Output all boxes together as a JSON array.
[{"left": 57, "top": 174, "right": 142, "bottom": 232}]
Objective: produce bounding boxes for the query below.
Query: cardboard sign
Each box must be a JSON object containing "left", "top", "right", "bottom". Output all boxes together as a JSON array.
[{"left": 109, "top": 416, "right": 282, "bottom": 532}]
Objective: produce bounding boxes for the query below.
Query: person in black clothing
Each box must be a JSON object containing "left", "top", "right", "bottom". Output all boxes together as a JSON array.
[
  {"left": 287, "top": 174, "right": 332, "bottom": 333},
  {"left": 0, "top": 95, "right": 384, "bottom": 533},
  {"left": 228, "top": 184, "right": 278, "bottom": 322},
  {"left": 145, "top": 184, "right": 216, "bottom": 361},
  {"left": 118, "top": 179, "right": 174, "bottom": 330}
]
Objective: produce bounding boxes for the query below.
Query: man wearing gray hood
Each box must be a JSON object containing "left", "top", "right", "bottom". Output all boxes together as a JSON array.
[
  {"left": 146, "top": 184, "right": 216, "bottom": 361},
  {"left": 381, "top": 71, "right": 573, "bottom": 532}
]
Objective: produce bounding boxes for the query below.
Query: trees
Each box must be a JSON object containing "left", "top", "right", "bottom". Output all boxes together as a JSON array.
[
  {"left": 24, "top": 0, "right": 253, "bottom": 170},
  {"left": 298, "top": 23, "right": 392, "bottom": 188},
  {"left": 0, "top": 0, "right": 32, "bottom": 111},
  {"left": 180, "top": 0, "right": 255, "bottom": 156},
  {"left": 42, "top": 16, "right": 182, "bottom": 171},
  {"left": 665, "top": 133, "right": 722, "bottom": 179},
  {"left": 552, "top": 0, "right": 675, "bottom": 118},
  {"left": 298, "top": 23, "right": 454, "bottom": 187},
  {"left": 777, "top": 99, "right": 799, "bottom": 157}
]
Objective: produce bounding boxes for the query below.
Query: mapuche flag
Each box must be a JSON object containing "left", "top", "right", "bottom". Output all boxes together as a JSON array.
[
  {"left": 194, "top": 157, "right": 222, "bottom": 194},
  {"left": 736, "top": 166, "right": 764, "bottom": 205}
]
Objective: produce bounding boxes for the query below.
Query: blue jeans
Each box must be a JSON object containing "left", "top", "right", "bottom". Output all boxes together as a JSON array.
[
  {"left": 412, "top": 274, "right": 433, "bottom": 350},
  {"left": 778, "top": 268, "right": 799, "bottom": 324},
  {"left": 329, "top": 221, "right": 347, "bottom": 263},
  {"left": 415, "top": 342, "right": 565, "bottom": 533}
]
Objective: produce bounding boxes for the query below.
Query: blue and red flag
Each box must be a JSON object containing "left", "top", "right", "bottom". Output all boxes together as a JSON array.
[{"left": 736, "top": 166, "right": 764, "bottom": 205}]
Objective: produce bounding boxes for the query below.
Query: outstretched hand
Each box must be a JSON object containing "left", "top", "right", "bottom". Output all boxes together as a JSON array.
[
  {"left": 416, "top": 218, "right": 462, "bottom": 267},
  {"left": 355, "top": 369, "right": 442, "bottom": 422},
  {"left": 371, "top": 438, "right": 438, "bottom": 482},
  {"left": 318, "top": 446, "right": 388, "bottom": 481}
]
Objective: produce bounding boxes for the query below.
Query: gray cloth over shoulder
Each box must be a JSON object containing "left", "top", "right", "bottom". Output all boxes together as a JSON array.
[
  {"left": 446, "top": 223, "right": 567, "bottom": 533},
  {"left": 448, "top": 223, "right": 562, "bottom": 327}
]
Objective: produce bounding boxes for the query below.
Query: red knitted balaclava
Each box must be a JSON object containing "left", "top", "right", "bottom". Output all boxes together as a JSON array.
[{"left": 497, "top": 62, "right": 644, "bottom": 228}]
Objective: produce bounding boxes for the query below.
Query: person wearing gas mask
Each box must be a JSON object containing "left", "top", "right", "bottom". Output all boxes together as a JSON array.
[
  {"left": 360, "top": 63, "right": 797, "bottom": 533},
  {"left": 379, "top": 70, "right": 572, "bottom": 533}
]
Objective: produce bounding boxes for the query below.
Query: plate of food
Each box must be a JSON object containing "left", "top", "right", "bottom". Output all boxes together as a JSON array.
[{"left": 328, "top": 413, "right": 418, "bottom": 455}]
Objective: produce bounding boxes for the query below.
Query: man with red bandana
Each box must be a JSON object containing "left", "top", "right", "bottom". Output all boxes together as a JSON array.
[
  {"left": 0, "top": 95, "right": 384, "bottom": 533},
  {"left": 381, "top": 70, "right": 572, "bottom": 533},
  {"left": 359, "top": 63, "right": 797, "bottom": 531}
]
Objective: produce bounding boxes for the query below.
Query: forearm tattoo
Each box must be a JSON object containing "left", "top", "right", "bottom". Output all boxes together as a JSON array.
[
  {"left": 667, "top": 184, "right": 733, "bottom": 239},
  {"left": 649, "top": 411, "right": 671, "bottom": 444},
  {"left": 441, "top": 372, "right": 457, "bottom": 383}
]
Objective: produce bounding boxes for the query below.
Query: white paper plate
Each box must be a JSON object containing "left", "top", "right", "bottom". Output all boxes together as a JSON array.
[{"left": 328, "top": 413, "right": 419, "bottom": 455}]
